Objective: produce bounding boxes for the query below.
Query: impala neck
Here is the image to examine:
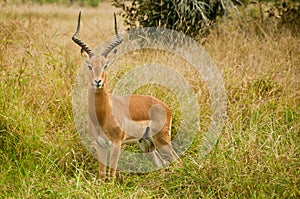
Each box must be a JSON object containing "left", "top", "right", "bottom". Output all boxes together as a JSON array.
[{"left": 88, "top": 78, "right": 112, "bottom": 125}]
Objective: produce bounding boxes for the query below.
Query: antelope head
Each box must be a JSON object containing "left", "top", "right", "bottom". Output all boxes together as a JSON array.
[{"left": 72, "top": 11, "right": 123, "bottom": 90}]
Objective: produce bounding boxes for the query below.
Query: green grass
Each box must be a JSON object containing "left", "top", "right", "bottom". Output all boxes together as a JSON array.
[{"left": 0, "top": 2, "right": 299, "bottom": 198}]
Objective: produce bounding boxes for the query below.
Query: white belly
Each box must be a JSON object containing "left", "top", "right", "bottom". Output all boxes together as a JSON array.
[{"left": 122, "top": 120, "right": 151, "bottom": 143}]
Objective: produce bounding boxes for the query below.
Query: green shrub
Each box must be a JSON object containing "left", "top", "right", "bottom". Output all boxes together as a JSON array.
[
  {"left": 112, "top": 0, "right": 240, "bottom": 38},
  {"left": 240, "top": 0, "right": 299, "bottom": 29},
  {"left": 7, "top": 0, "right": 102, "bottom": 7}
]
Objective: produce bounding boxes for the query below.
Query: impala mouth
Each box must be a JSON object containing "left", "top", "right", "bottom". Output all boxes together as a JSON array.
[
  {"left": 96, "top": 83, "right": 103, "bottom": 89},
  {"left": 91, "top": 82, "right": 103, "bottom": 90}
]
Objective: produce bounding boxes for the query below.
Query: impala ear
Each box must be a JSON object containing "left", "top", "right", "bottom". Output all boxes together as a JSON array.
[{"left": 81, "top": 48, "right": 89, "bottom": 59}]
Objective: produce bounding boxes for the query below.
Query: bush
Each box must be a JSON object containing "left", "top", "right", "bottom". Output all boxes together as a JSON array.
[
  {"left": 112, "top": 0, "right": 241, "bottom": 38},
  {"left": 7, "top": 0, "right": 102, "bottom": 7},
  {"left": 240, "top": 0, "right": 299, "bottom": 34},
  {"left": 273, "top": 0, "right": 299, "bottom": 32}
]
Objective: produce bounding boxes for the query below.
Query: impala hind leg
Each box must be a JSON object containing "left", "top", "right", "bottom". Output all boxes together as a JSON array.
[
  {"left": 138, "top": 127, "right": 166, "bottom": 167},
  {"left": 152, "top": 133, "right": 179, "bottom": 164},
  {"left": 148, "top": 105, "right": 179, "bottom": 164},
  {"left": 157, "top": 142, "right": 179, "bottom": 163}
]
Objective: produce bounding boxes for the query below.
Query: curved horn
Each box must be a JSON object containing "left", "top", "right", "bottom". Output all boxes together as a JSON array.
[
  {"left": 101, "top": 13, "right": 123, "bottom": 58},
  {"left": 72, "top": 11, "right": 95, "bottom": 57}
]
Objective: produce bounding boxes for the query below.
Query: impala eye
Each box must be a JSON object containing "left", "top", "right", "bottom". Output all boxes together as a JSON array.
[
  {"left": 88, "top": 64, "right": 93, "bottom": 71},
  {"left": 103, "top": 64, "right": 108, "bottom": 71}
]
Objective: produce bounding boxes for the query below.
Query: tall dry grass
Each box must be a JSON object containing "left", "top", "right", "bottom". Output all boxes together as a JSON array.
[{"left": 0, "top": 2, "right": 299, "bottom": 198}]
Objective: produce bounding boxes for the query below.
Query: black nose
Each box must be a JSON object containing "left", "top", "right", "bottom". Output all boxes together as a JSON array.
[{"left": 94, "top": 79, "right": 101, "bottom": 87}]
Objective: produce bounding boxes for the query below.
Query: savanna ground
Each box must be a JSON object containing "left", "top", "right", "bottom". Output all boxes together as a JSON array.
[{"left": 0, "top": 1, "right": 299, "bottom": 198}]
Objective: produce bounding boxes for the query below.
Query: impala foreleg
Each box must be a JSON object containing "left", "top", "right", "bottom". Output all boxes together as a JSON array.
[
  {"left": 108, "top": 142, "right": 121, "bottom": 179},
  {"left": 95, "top": 143, "right": 107, "bottom": 180},
  {"left": 89, "top": 121, "right": 108, "bottom": 179}
]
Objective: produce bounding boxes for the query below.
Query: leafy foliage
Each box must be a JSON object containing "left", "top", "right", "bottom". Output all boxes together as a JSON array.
[
  {"left": 240, "top": 0, "right": 299, "bottom": 34},
  {"left": 273, "top": 0, "right": 300, "bottom": 32},
  {"left": 5, "top": 0, "right": 102, "bottom": 7},
  {"left": 112, "top": 0, "right": 240, "bottom": 38}
]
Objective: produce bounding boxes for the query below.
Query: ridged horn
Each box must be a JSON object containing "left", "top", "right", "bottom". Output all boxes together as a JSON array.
[
  {"left": 101, "top": 13, "right": 123, "bottom": 58},
  {"left": 72, "top": 11, "right": 95, "bottom": 57}
]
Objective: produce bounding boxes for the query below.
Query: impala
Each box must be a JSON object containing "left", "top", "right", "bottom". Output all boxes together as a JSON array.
[{"left": 72, "top": 12, "right": 179, "bottom": 179}]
